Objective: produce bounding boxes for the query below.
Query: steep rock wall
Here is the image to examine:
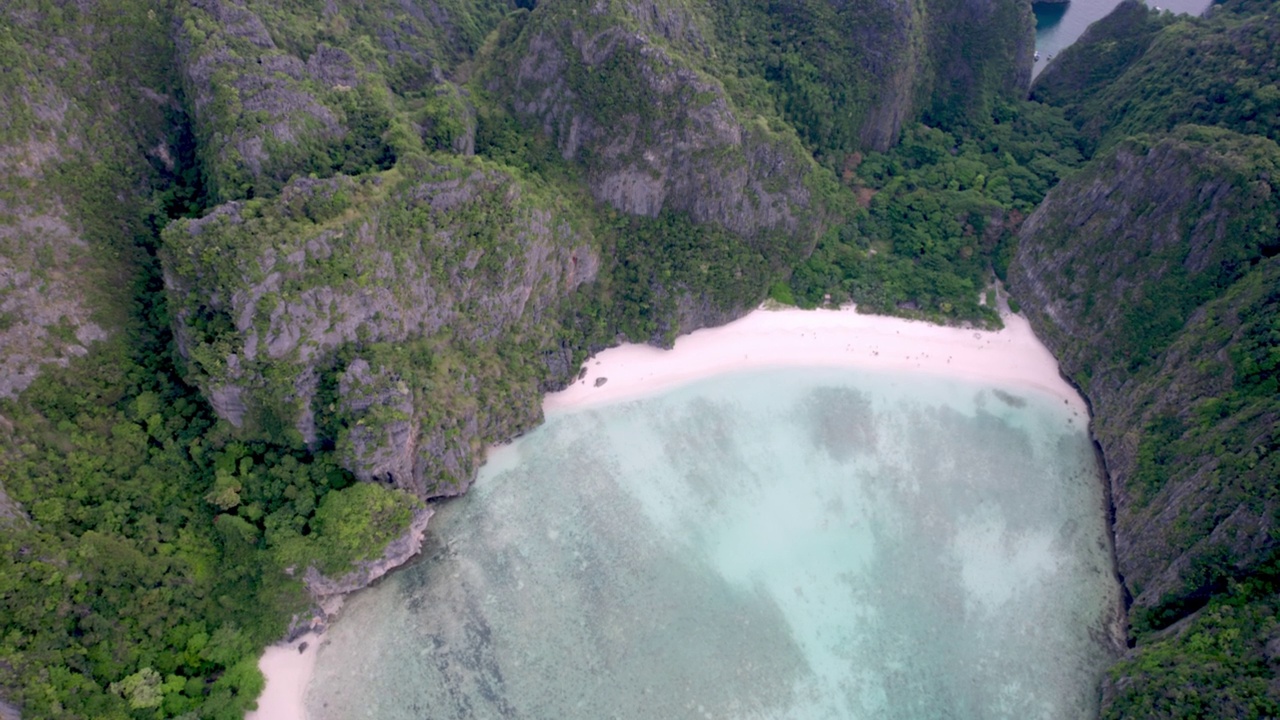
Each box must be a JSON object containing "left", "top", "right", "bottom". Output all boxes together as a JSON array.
[
  {"left": 162, "top": 157, "right": 599, "bottom": 496},
  {"left": 919, "top": 0, "right": 1035, "bottom": 131},
  {"left": 173, "top": 0, "right": 516, "bottom": 202},
  {"left": 174, "top": 0, "right": 390, "bottom": 202},
  {"left": 0, "top": 1, "right": 180, "bottom": 398},
  {"left": 488, "top": 0, "right": 836, "bottom": 248},
  {"left": 712, "top": 0, "right": 1033, "bottom": 154},
  {"left": 1011, "top": 126, "right": 1280, "bottom": 619}
]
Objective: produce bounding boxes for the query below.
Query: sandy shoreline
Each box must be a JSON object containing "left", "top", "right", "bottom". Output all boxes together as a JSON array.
[
  {"left": 245, "top": 304, "right": 1086, "bottom": 720},
  {"left": 246, "top": 632, "right": 319, "bottom": 720},
  {"left": 546, "top": 304, "right": 1086, "bottom": 416}
]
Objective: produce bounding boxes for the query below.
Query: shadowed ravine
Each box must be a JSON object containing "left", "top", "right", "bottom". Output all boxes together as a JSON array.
[{"left": 307, "top": 368, "right": 1123, "bottom": 720}]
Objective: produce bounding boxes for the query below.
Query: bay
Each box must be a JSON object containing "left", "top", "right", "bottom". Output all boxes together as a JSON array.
[
  {"left": 306, "top": 367, "right": 1122, "bottom": 720},
  {"left": 1034, "top": 0, "right": 1212, "bottom": 75}
]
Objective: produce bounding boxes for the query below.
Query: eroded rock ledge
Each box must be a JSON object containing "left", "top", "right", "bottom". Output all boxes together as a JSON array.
[{"left": 299, "top": 505, "right": 435, "bottom": 622}]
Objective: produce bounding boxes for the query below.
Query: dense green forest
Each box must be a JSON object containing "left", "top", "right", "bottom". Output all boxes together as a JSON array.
[
  {"left": 1, "top": 0, "right": 1277, "bottom": 717},
  {"left": 781, "top": 101, "right": 1083, "bottom": 323}
]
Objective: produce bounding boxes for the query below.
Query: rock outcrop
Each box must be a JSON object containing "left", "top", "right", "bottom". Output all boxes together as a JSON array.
[
  {"left": 0, "top": 2, "right": 176, "bottom": 398},
  {"left": 175, "top": 0, "right": 392, "bottom": 202},
  {"left": 162, "top": 157, "right": 600, "bottom": 496},
  {"left": 714, "top": 0, "right": 1034, "bottom": 153},
  {"left": 1011, "top": 125, "right": 1280, "bottom": 620},
  {"left": 490, "top": 0, "right": 835, "bottom": 247},
  {"left": 173, "top": 0, "right": 516, "bottom": 202},
  {"left": 304, "top": 505, "right": 434, "bottom": 617}
]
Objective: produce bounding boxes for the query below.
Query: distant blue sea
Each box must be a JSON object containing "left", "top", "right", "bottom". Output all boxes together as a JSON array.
[
  {"left": 1034, "top": 0, "right": 1212, "bottom": 75},
  {"left": 307, "top": 368, "right": 1121, "bottom": 720}
]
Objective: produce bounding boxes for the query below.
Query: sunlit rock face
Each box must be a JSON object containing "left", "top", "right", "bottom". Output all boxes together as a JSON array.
[{"left": 307, "top": 368, "right": 1122, "bottom": 720}]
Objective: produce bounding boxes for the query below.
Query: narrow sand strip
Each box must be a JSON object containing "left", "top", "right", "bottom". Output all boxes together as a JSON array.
[
  {"left": 247, "top": 305, "right": 1083, "bottom": 720},
  {"left": 246, "top": 632, "right": 319, "bottom": 720},
  {"left": 545, "top": 305, "right": 1086, "bottom": 416}
]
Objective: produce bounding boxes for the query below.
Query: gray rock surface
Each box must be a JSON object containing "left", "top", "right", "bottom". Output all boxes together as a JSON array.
[
  {"left": 1011, "top": 128, "right": 1280, "bottom": 613},
  {"left": 0, "top": 2, "right": 181, "bottom": 398},
  {"left": 175, "top": 0, "right": 369, "bottom": 201},
  {"left": 163, "top": 160, "right": 599, "bottom": 496},
  {"left": 494, "top": 1, "right": 833, "bottom": 247},
  {"left": 304, "top": 506, "right": 434, "bottom": 617},
  {"left": 338, "top": 359, "right": 417, "bottom": 484}
]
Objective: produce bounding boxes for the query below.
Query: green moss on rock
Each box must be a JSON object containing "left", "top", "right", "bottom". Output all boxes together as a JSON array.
[{"left": 162, "top": 156, "right": 600, "bottom": 496}]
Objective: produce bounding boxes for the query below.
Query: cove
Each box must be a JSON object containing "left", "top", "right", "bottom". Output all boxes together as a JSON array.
[
  {"left": 1033, "top": 0, "right": 1212, "bottom": 76},
  {"left": 305, "top": 365, "right": 1123, "bottom": 719}
]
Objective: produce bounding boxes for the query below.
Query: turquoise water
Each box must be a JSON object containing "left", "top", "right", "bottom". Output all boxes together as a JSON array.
[
  {"left": 306, "top": 368, "right": 1121, "bottom": 720},
  {"left": 1034, "top": 0, "right": 1212, "bottom": 76}
]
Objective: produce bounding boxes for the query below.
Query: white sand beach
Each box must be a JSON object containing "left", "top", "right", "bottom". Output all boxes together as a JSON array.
[
  {"left": 247, "top": 304, "right": 1086, "bottom": 720},
  {"left": 546, "top": 304, "right": 1086, "bottom": 417},
  {"left": 246, "top": 632, "right": 319, "bottom": 720}
]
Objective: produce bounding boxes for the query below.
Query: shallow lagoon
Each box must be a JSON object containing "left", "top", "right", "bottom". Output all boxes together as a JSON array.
[{"left": 307, "top": 368, "right": 1121, "bottom": 720}]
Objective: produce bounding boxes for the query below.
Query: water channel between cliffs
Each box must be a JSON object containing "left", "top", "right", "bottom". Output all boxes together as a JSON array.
[{"left": 305, "top": 361, "right": 1123, "bottom": 719}]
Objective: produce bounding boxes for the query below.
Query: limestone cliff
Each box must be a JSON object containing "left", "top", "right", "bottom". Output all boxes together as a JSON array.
[
  {"left": 713, "top": 0, "right": 1033, "bottom": 154},
  {"left": 162, "top": 157, "right": 599, "bottom": 496},
  {"left": 304, "top": 506, "right": 435, "bottom": 617},
  {"left": 487, "top": 0, "right": 835, "bottom": 247},
  {"left": 0, "top": 1, "right": 178, "bottom": 398},
  {"left": 174, "top": 0, "right": 516, "bottom": 202},
  {"left": 1013, "top": 126, "right": 1279, "bottom": 612},
  {"left": 175, "top": 0, "right": 392, "bottom": 202}
]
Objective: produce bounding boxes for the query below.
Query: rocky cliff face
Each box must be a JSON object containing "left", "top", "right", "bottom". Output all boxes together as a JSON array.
[
  {"left": 710, "top": 0, "right": 1032, "bottom": 155},
  {"left": 1011, "top": 125, "right": 1280, "bottom": 625},
  {"left": 1012, "top": 1, "right": 1280, "bottom": 709},
  {"left": 162, "top": 157, "right": 599, "bottom": 496},
  {"left": 304, "top": 505, "right": 435, "bottom": 617},
  {"left": 919, "top": 0, "right": 1035, "bottom": 130},
  {"left": 175, "top": 0, "right": 391, "bottom": 202},
  {"left": 489, "top": 0, "right": 834, "bottom": 247},
  {"left": 0, "top": 2, "right": 180, "bottom": 399},
  {"left": 174, "top": 0, "right": 518, "bottom": 203}
]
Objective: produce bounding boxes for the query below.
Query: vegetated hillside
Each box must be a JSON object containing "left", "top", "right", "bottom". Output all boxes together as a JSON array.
[
  {"left": 1032, "top": 0, "right": 1280, "bottom": 153},
  {"left": 783, "top": 101, "right": 1085, "bottom": 324},
  {"left": 162, "top": 159, "right": 599, "bottom": 498},
  {"left": 0, "top": 3, "right": 435, "bottom": 717},
  {"left": 0, "top": 1, "right": 176, "bottom": 398},
  {"left": 173, "top": 0, "right": 526, "bottom": 204},
  {"left": 1014, "top": 0, "right": 1280, "bottom": 708},
  {"left": 1014, "top": 124, "right": 1280, "bottom": 718},
  {"left": 712, "top": 0, "right": 1034, "bottom": 155},
  {"left": 484, "top": 0, "right": 1033, "bottom": 189},
  {"left": 1014, "top": 126, "right": 1279, "bottom": 606},
  {"left": 482, "top": 0, "right": 836, "bottom": 245}
]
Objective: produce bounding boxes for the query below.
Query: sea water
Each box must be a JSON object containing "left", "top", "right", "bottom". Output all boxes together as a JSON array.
[
  {"left": 306, "top": 368, "right": 1121, "bottom": 720},
  {"left": 1034, "top": 0, "right": 1212, "bottom": 76}
]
